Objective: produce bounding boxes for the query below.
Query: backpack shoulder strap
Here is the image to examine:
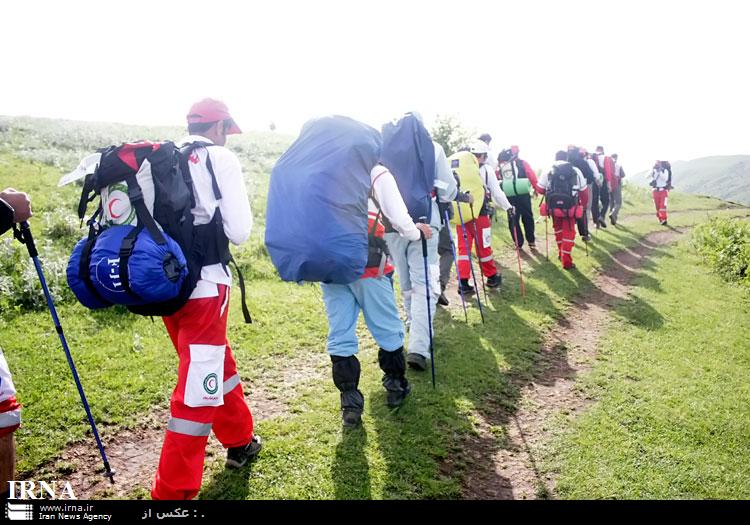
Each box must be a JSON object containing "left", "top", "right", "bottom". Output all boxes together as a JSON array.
[{"left": 180, "top": 141, "right": 222, "bottom": 200}]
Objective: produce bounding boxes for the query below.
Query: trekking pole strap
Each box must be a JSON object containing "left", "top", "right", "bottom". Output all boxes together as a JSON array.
[{"left": 229, "top": 256, "right": 252, "bottom": 324}]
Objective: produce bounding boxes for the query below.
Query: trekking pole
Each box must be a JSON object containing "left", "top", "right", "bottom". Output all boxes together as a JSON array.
[
  {"left": 13, "top": 221, "right": 115, "bottom": 484},
  {"left": 418, "top": 218, "right": 436, "bottom": 389},
  {"left": 540, "top": 195, "right": 549, "bottom": 260},
  {"left": 509, "top": 210, "right": 526, "bottom": 297},
  {"left": 468, "top": 205, "right": 488, "bottom": 305},
  {"left": 456, "top": 200, "right": 485, "bottom": 323},
  {"left": 444, "top": 209, "right": 468, "bottom": 323},
  {"left": 584, "top": 226, "right": 589, "bottom": 258}
]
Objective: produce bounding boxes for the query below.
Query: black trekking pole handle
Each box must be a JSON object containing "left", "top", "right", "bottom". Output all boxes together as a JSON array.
[{"left": 13, "top": 221, "right": 115, "bottom": 484}]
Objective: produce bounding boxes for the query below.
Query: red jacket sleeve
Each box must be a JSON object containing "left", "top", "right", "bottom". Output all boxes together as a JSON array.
[
  {"left": 604, "top": 157, "right": 615, "bottom": 184},
  {"left": 578, "top": 186, "right": 590, "bottom": 207},
  {"left": 523, "top": 161, "right": 542, "bottom": 193}
]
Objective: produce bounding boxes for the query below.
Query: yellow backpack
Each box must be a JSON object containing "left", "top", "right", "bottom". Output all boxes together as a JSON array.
[{"left": 447, "top": 151, "right": 485, "bottom": 227}]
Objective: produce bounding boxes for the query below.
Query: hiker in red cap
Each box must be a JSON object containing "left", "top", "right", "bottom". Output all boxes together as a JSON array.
[{"left": 151, "top": 98, "right": 261, "bottom": 500}]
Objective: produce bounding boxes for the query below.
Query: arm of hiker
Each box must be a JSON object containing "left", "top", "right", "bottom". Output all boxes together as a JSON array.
[
  {"left": 536, "top": 171, "right": 550, "bottom": 195},
  {"left": 574, "top": 168, "right": 588, "bottom": 204},
  {"left": 371, "top": 166, "right": 421, "bottom": 241},
  {"left": 523, "top": 161, "right": 542, "bottom": 194},
  {"left": 434, "top": 143, "right": 458, "bottom": 203},
  {"left": 588, "top": 159, "right": 603, "bottom": 186},
  {"left": 486, "top": 170, "right": 513, "bottom": 211},
  {"left": 576, "top": 167, "right": 590, "bottom": 207},
  {"left": 213, "top": 150, "right": 252, "bottom": 245}
]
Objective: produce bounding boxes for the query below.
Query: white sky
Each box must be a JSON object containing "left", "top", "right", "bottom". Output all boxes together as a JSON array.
[{"left": 1, "top": 0, "right": 748, "bottom": 174}]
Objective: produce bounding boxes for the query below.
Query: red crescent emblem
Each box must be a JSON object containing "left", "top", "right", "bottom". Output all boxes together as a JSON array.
[{"left": 108, "top": 198, "right": 123, "bottom": 219}]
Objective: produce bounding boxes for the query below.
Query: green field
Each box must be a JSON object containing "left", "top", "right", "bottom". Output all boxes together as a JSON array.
[{"left": 1, "top": 116, "right": 748, "bottom": 499}]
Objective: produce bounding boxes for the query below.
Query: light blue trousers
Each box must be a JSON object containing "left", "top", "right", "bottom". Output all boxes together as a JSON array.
[
  {"left": 321, "top": 275, "right": 405, "bottom": 357},
  {"left": 385, "top": 226, "right": 440, "bottom": 359}
]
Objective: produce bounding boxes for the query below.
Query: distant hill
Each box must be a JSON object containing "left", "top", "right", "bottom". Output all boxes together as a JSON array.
[{"left": 634, "top": 155, "right": 750, "bottom": 205}]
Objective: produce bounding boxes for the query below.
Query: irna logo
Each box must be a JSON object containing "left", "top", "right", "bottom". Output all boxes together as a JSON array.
[{"left": 7, "top": 480, "right": 77, "bottom": 500}]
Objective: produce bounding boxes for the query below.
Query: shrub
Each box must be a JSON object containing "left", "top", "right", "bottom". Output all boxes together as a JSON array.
[
  {"left": 692, "top": 217, "right": 750, "bottom": 288},
  {"left": 0, "top": 236, "right": 74, "bottom": 313}
]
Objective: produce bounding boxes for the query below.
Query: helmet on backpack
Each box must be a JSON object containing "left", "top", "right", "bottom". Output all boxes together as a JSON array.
[{"left": 470, "top": 141, "right": 490, "bottom": 155}]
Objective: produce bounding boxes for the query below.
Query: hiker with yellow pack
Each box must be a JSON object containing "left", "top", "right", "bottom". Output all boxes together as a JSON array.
[{"left": 449, "top": 143, "right": 514, "bottom": 296}]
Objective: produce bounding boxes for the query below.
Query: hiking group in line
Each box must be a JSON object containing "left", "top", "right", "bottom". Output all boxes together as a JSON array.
[{"left": 0, "top": 99, "right": 673, "bottom": 500}]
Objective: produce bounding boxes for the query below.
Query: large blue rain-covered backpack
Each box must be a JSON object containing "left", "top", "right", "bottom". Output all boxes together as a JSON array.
[
  {"left": 67, "top": 141, "right": 252, "bottom": 322},
  {"left": 379, "top": 113, "right": 436, "bottom": 223},
  {"left": 265, "top": 115, "right": 382, "bottom": 284}
]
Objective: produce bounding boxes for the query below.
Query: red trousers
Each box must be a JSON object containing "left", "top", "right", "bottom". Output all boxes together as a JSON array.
[
  {"left": 456, "top": 214, "right": 497, "bottom": 279},
  {"left": 553, "top": 215, "right": 577, "bottom": 269},
  {"left": 653, "top": 189, "right": 668, "bottom": 222},
  {"left": 152, "top": 285, "right": 254, "bottom": 500}
]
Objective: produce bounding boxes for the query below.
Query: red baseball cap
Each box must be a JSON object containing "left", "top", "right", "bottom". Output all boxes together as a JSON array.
[{"left": 186, "top": 98, "right": 242, "bottom": 134}]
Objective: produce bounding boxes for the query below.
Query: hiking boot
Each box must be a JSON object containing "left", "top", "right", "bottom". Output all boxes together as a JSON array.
[
  {"left": 598, "top": 219, "right": 607, "bottom": 229},
  {"left": 660, "top": 220, "right": 668, "bottom": 226},
  {"left": 563, "top": 263, "right": 576, "bottom": 271},
  {"left": 342, "top": 408, "right": 362, "bottom": 427},
  {"left": 528, "top": 243, "right": 537, "bottom": 250},
  {"left": 226, "top": 435, "right": 262, "bottom": 469},
  {"left": 437, "top": 292, "right": 449, "bottom": 306},
  {"left": 382, "top": 375, "right": 411, "bottom": 408},
  {"left": 486, "top": 274, "right": 502, "bottom": 288},
  {"left": 458, "top": 280, "right": 475, "bottom": 295},
  {"left": 331, "top": 355, "right": 365, "bottom": 427},
  {"left": 610, "top": 214, "right": 617, "bottom": 226},
  {"left": 406, "top": 353, "right": 427, "bottom": 371},
  {"left": 378, "top": 348, "right": 411, "bottom": 407},
  {"left": 582, "top": 234, "right": 591, "bottom": 242}
]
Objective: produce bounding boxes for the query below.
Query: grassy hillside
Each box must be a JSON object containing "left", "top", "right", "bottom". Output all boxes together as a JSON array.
[
  {"left": 549, "top": 237, "right": 750, "bottom": 498},
  {"left": 633, "top": 155, "right": 750, "bottom": 206},
  {"left": 0, "top": 116, "right": 748, "bottom": 500}
]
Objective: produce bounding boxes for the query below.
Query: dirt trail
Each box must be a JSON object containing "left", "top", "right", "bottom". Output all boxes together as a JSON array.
[
  {"left": 459, "top": 228, "right": 685, "bottom": 500},
  {"left": 25, "top": 352, "right": 328, "bottom": 499}
]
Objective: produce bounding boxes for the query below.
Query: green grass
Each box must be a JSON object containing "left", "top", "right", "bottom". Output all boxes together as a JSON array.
[
  {"left": 548, "top": 235, "right": 750, "bottom": 499},
  {"left": 1, "top": 116, "right": 748, "bottom": 499}
]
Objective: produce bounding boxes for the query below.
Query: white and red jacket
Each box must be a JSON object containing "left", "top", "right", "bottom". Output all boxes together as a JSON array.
[
  {"left": 480, "top": 163, "right": 513, "bottom": 212},
  {"left": 179, "top": 136, "right": 252, "bottom": 299},
  {"left": 538, "top": 161, "right": 589, "bottom": 218},
  {"left": 365, "top": 165, "right": 420, "bottom": 279},
  {"left": 648, "top": 168, "right": 671, "bottom": 189},
  {"left": 586, "top": 157, "right": 602, "bottom": 185},
  {"left": 0, "top": 349, "right": 20, "bottom": 437}
]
